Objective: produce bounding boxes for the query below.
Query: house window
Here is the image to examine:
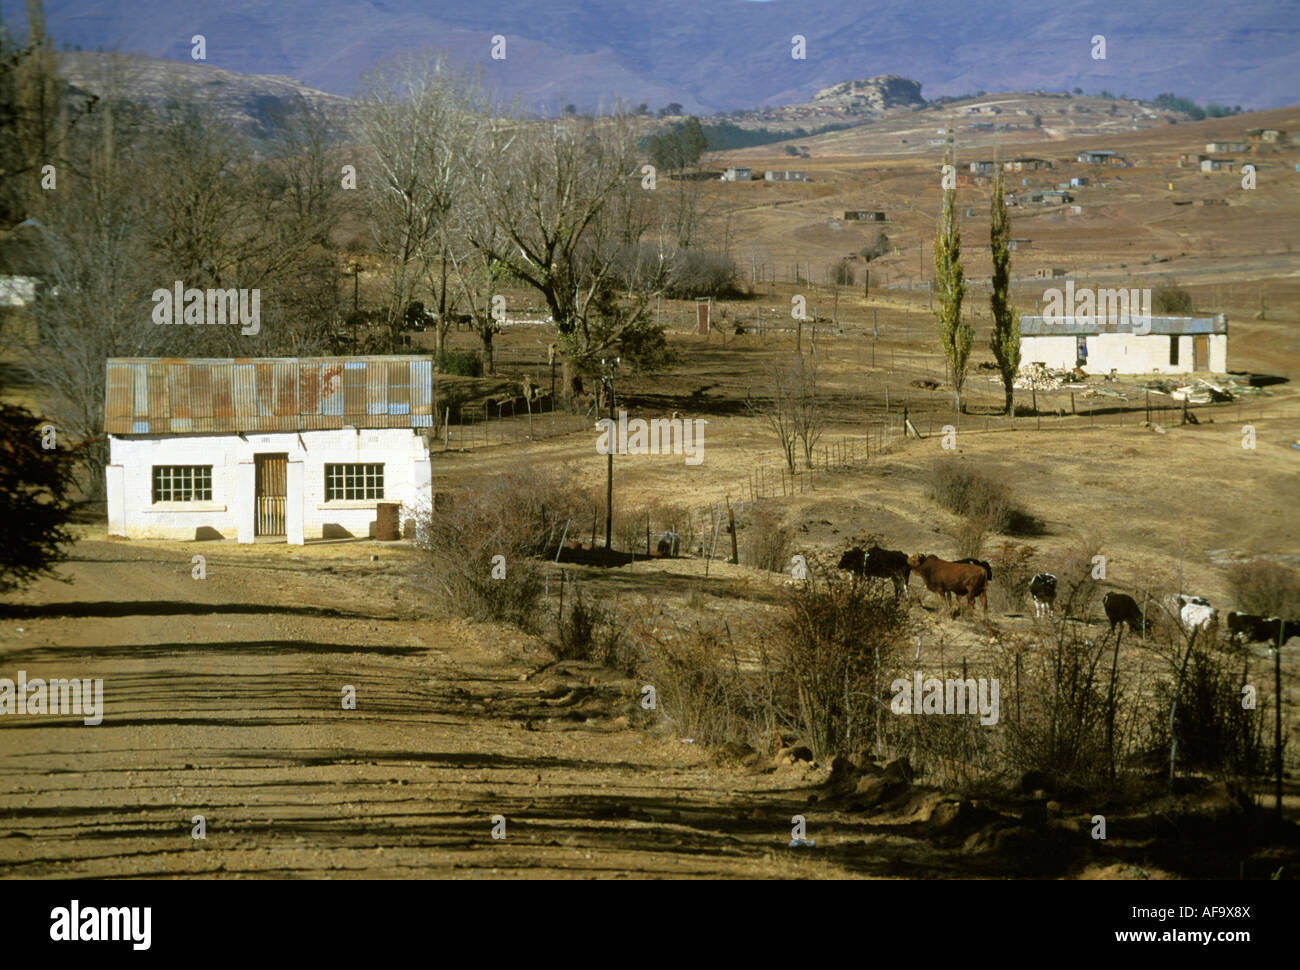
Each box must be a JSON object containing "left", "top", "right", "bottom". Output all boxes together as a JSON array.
[
  {"left": 1169, "top": 336, "right": 1180, "bottom": 366},
  {"left": 152, "top": 465, "right": 212, "bottom": 502},
  {"left": 325, "top": 463, "right": 384, "bottom": 501}
]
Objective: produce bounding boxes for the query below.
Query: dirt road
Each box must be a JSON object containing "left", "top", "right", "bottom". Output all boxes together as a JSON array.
[{"left": 2, "top": 540, "right": 1004, "bottom": 879}]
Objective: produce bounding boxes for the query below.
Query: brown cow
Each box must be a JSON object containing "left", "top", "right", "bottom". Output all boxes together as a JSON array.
[{"left": 907, "top": 553, "right": 988, "bottom": 613}]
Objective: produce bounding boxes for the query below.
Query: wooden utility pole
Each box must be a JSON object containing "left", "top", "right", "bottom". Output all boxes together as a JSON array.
[{"left": 601, "top": 358, "right": 620, "bottom": 555}]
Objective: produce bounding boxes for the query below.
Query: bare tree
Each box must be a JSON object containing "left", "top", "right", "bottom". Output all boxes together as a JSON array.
[
  {"left": 446, "top": 243, "right": 507, "bottom": 375},
  {"left": 464, "top": 112, "right": 672, "bottom": 391},
  {"left": 747, "top": 359, "right": 801, "bottom": 473},
  {"left": 16, "top": 80, "right": 164, "bottom": 496},
  {"left": 353, "top": 52, "right": 482, "bottom": 355},
  {"left": 791, "top": 356, "right": 827, "bottom": 469},
  {"left": 15, "top": 67, "right": 347, "bottom": 494}
]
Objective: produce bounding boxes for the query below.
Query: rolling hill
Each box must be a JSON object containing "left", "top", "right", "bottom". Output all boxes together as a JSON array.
[{"left": 16, "top": 0, "right": 1300, "bottom": 113}]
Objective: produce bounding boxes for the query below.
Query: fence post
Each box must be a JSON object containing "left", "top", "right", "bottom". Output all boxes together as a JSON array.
[
  {"left": 1277, "top": 628, "right": 1284, "bottom": 817},
  {"left": 1015, "top": 652, "right": 1021, "bottom": 726},
  {"left": 728, "top": 502, "right": 738, "bottom": 565}
]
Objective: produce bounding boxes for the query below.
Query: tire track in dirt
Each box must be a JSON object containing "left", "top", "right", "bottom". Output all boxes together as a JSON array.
[{"left": 2, "top": 544, "right": 965, "bottom": 879}]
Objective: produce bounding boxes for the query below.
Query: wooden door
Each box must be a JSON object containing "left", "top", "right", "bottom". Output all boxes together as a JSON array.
[
  {"left": 254, "top": 453, "right": 287, "bottom": 537},
  {"left": 1193, "top": 336, "right": 1209, "bottom": 371}
]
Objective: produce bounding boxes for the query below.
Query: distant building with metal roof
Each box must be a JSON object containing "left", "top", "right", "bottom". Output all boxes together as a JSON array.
[
  {"left": 1076, "top": 150, "right": 1126, "bottom": 165},
  {"left": 1017, "top": 313, "right": 1227, "bottom": 375}
]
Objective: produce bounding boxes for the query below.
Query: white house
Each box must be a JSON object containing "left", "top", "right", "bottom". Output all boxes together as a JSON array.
[
  {"left": 1017, "top": 314, "right": 1227, "bottom": 375},
  {"left": 104, "top": 357, "right": 435, "bottom": 544},
  {"left": 721, "top": 166, "right": 752, "bottom": 181}
]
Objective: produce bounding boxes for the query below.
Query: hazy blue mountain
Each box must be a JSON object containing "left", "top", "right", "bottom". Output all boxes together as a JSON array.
[{"left": 16, "top": 0, "right": 1299, "bottom": 112}]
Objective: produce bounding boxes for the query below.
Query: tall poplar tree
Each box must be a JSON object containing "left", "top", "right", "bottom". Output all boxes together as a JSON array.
[
  {"left": 988, "top": 167, "right": 1020, "bottom": 414},
  {"left": 934, "top": 147, "right": 972, "bottom": 413}
]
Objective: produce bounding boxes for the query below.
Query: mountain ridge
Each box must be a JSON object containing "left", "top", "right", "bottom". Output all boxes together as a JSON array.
[{"left": 13, "top": 0, "right": 1298, "bottom": 112}]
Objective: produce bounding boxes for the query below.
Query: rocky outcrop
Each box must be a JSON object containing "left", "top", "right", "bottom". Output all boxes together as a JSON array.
[{"left": 810, "top": 75, "right": 924, "bottom": 112}]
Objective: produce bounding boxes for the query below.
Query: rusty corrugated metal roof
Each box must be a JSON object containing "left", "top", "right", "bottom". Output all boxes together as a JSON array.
[
  {"left": 1019, "top": 315, "right": 1228, "bottom": 337},
  {"left": 103, "top": 357, "right": 436, "bottom": 435}
]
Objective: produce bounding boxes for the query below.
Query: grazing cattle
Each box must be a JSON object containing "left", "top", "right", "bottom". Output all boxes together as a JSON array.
[
  {"left": 1178, "top": 595, "right": 1219, "bottom": 633},
  {"left": 937, "top": 559, "right": 993, "bottom": 606},
  {"left": 1228, "top": 611, "right": 1289, "bottom": 644},
  {"left": 1028, "top": 573, "right": 1058, "bottom": 618},
  {"left": 1103, "top": 592, "right": 1147, "bottom": 635},
  {"left": 838, "top": 546, "right": 911, "bottom": 598},
  {"left": 906, "top": 553, "right": 988, "bottom": 613}
]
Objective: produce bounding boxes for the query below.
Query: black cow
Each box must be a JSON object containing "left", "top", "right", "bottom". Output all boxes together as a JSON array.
[
  {"left": 955, "top": 558, "right": 994, "bottom": 580},
  {"left": 1103, "top": 591, "right": 1147, "bottom": 635},
  {"left": 1028, "top": 573, "right": 1058, "bottom": 618},
  {"left": 838, "top": 546, "right": 910, "bottom": 598}
]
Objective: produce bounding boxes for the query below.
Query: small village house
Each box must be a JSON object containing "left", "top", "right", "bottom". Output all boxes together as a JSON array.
[
  {"left": 1017, "top": 314, "right": 1227, "bottom": 375},
  {"left": 104, "top": 357, "right": 437, "bottom": 544},
  {"left": 721, "top": 166, "right": 751, "bottom": 182},
  {"left": 1076, "top": 150, "right": 1125, "bottom": 165},
  {"left": 1026, "top": 190, "right": 1073, "bottom": 205},
  {"left": 1005, "top": 157, "right": 1052, "bottom": 171},
  {"left": 1200, "top": 157, "right": 1236, "bottom": 172},
  {"left": 763, "top": 170, "right": 808, "bottom": 181},
  {"left": 1205, "top": 141, "right": 1247, "bottom": 153}
]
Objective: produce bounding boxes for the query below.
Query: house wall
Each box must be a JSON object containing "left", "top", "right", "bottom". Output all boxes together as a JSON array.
[
  {"left": 1020, "top": 333, "right": 1226, "bottom": 375},
  {"left": 106, "top": 427, "right": 432, "bottom": 543}
]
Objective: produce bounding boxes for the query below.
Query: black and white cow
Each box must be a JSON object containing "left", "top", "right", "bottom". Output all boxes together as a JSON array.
[
  {"left": 1178, "top": 594, "right": 1219, "bottom": 633},
  {"left": 1227, "top": 611, "right": 1287, "bottom": 645},
  {"left": 1028, "top": 573, "right": 1058, "bottom": 618}
]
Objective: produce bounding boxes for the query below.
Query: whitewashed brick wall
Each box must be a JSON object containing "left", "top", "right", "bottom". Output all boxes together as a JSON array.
[
  {"left": 1020, "top": 333, "right": 1227, "bottom": 376},
  {"left": 107, "top": 428, "right": 431, "bottom": 543}
]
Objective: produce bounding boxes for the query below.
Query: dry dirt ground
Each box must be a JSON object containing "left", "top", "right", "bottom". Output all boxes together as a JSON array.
[
  {"left": 3, "top": 401, "right": 1299, "bottom": 878},
  {"left": 0, "top": 538, "right": 1101, "bottom": 880}
]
